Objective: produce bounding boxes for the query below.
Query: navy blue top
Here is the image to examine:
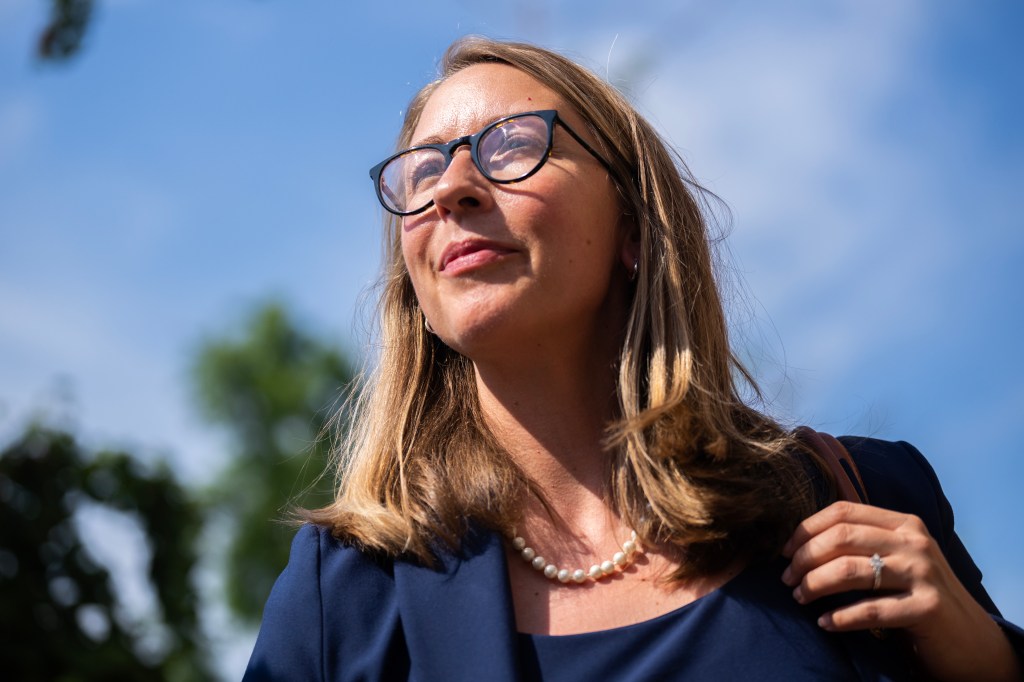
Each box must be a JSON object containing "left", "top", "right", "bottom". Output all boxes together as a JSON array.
[
  {"left": 243, "top": 437, "right": 1023, "bottom": 681},
  {"left": 519, "top": 558, "right": 866, "bottom": 681}
]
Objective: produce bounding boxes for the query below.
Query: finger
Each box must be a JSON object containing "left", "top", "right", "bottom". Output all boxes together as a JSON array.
[
  {"left": 783, "top": 501, "right": 913, "bottom": 557},
  {"left": 817, "top": 589, "right": 940, "bottom": 632},
  {"left": 783, "top": 523, "right": 896, "bottom": 586},
  {"left": 792, "top": 553, "right": 902, "bottom": 604}
]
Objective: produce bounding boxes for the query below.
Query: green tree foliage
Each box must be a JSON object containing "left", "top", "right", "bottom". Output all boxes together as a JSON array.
[
  {"left": 193, "top": 302, "right": 355, "bottom": 624},
  {"left": 0, "top": 426, "right": 211, "bottom": 680}
]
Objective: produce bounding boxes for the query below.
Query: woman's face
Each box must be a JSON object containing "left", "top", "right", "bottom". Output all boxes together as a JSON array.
[{"left": 402, "top": 63, "right": 631, "bottom": 363}]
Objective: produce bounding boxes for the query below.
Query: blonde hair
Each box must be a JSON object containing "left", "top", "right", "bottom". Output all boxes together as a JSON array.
[{"left": 306, "top": 37, "right": 823, "bottom": 577}]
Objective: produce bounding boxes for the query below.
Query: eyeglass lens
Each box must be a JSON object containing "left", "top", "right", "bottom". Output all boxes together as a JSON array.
[{"left": 377, "top": 114, "right": 550, "bottom": 215}]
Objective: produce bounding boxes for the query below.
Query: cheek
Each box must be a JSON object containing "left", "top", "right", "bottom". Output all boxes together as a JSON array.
[
  {"left": 526, "top": 188, "right": 619, "bottom": 265},
  {"left": 399, "top": 229, "right": 434, "bottom": 310},
  {"left": 400, "top": 223, "right": 429, "bottom": 276}
]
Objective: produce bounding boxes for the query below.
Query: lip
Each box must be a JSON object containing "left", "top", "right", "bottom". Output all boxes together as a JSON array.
[{"left": 438, "top": 238, "right": 517, "bottom": 275}]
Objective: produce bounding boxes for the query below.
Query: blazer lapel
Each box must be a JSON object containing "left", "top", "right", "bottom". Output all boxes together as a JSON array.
[{"left": 394, "top": 528, "right": 521, "bottom": 681}]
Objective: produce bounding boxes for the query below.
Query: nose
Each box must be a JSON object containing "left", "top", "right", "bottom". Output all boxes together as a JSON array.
[{"left": 431, "top": 146, "right": 494, "bottom": 217}]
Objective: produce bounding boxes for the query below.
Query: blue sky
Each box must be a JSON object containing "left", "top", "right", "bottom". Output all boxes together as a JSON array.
[{"left": 2, "top": 0, "right": 1022, "bottom": 676}]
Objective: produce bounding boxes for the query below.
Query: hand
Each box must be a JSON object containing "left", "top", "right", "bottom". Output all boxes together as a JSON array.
[{"left": 781, "top": 501, "right": 1020, "bottom": 682}]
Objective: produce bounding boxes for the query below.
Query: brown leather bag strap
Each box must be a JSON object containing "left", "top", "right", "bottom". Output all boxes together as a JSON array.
[{"left": 794, "top": 427, "right": 870, "bottom": 504}]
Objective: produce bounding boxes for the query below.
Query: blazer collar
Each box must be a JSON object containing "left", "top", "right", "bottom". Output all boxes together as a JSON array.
[{"left": 393, "top": 528, "right": 521, "bottom": 681}]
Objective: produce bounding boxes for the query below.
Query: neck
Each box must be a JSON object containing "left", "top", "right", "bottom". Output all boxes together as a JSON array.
[
  {"left": 464, "top": 276, "right": 633, "bottom": 544},
  {"left": 473, "top": 334, "right": 623, "bottom": 537}
]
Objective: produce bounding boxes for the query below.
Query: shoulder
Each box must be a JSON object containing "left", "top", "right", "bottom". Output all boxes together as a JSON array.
[
  {"left": 836, "top": 436, "right": 945, "bottom": 520},
  {"left": 243, "top": 525, "right": 405, "bottom": 681},
  {"left": 836, "top": 435, "right": 958, "bottom": 549},
  {"left": 269, "top": 524, "right": 399, "bottom": 604},
  {"left": 836, "top": 436, "right": 1000, "bottom": 608}
]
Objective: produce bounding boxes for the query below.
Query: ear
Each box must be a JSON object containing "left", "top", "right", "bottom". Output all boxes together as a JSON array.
[{"left": 619, "top": 218, "right": 641, "bottom": 275}]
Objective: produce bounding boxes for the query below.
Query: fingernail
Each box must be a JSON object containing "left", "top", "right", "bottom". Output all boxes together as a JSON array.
[
  {"left": 817, "top": 614, "right": 834, "bottom": 630},
  {"left": 781, "top": 566, "right": 793, "bottom": 585},
  {"left": 792, "top": 587, "right": 804, "bottom": 604}
]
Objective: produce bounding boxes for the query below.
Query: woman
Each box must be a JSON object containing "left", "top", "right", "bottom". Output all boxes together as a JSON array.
[{"left": 244, "top": 37, "right": 1021, "bottom": 680}]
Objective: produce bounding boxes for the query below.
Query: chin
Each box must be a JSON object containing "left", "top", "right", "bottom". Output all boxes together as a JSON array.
[{"left": 436, "top": 310, "right": 522, "bottom": 360}]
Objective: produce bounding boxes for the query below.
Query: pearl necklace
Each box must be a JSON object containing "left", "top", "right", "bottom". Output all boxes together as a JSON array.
[{"left": 510, "top": 530, "right": 641, "bottom": 584}]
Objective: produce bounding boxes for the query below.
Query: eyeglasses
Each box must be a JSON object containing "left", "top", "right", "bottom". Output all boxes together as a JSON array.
[{"left": 368, "top": 109, "right": 616, "bottom": 216}]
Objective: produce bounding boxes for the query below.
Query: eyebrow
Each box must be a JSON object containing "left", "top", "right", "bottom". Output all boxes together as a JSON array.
[
  {"left": 408, "top": 110, "right": 523, "bottom": 149},
  {"left": 410, "top": 134, "right": 447, "bottom": 147}
]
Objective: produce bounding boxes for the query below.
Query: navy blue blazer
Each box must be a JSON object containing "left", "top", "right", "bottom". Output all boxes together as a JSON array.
[{"left": 243, "top": 438, "right": 1022, "bottom": 680}]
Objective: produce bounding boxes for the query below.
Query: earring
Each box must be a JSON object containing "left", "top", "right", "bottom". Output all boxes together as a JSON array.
[
  {"left": 629, "top": 257, "right": 639, "bottom": 282},
  {"left": 424, "top": 316, "right": 435, "bottom": 335}
]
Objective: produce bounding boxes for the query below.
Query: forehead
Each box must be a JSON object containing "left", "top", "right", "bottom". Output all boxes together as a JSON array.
[{"left": 412, "top": 63, "right": 565, "bottom": 145}]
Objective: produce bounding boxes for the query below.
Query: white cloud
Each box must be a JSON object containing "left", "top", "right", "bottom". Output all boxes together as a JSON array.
[
  {"left": 576, "top": 3, "right": 970, "bottom": 378},
  {"left": 0, "top": 243, "right": 226, "bottom": 485}
]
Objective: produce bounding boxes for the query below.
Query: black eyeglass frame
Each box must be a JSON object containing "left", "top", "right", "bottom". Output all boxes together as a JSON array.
[{"left": 368, "top": 109, "right": 618, "bottom": 216}]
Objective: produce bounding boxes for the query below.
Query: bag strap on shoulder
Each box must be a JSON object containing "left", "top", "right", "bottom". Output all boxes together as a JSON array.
[{"left": 794, "top": 426, "right": 869, "bottom": 504}]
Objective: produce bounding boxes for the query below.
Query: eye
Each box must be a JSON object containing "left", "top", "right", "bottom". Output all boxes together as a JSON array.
[
  {"left": 479, "top": 116, "right": 549, "bottom": 179},
  {"left": 379, "top": 148, "right": 447, "bottom": 212},
  {"left": 404, "top": 150, "right": 446, "bottom": 191}
]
